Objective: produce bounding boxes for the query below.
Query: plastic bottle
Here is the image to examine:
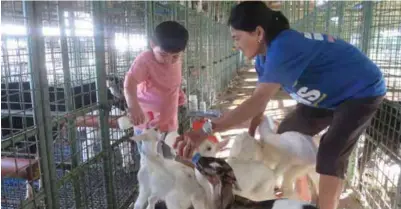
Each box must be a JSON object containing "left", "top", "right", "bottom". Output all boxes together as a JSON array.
[
  {"left": 117, "top": 115, "right": 132, "bottom": 130},
  {"left": 199, "top": 101, "right": 206, "bottom": 112},
  {"left": 188, "top": 95, "right": 198, "bottom": 111},
  {"left": 117, "top": 111, "right": 154, "bottom": 130}
]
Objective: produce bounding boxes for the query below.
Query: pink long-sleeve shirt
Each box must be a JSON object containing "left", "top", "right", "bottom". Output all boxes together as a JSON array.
[{"left": 125, "top": 50, "right": 186, "bottom": 132}]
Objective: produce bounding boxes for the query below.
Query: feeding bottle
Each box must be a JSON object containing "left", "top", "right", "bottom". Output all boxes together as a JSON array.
[{"left": 117, "top": 111, "right": 155, "bottom": 130}]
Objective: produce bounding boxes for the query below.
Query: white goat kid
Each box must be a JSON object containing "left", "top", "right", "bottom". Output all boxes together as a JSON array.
[
  {"left": 224, "top": 131, "right": 278, "bottom": 201},
  {"left": 227, "top": 157, "right": 277, "bottom": 201},
  {"left": 133, "top": 128, "right": 221, "bottom": 209},
  {"left": 257, "top": 115, "right": 320, "bottom": 200}
]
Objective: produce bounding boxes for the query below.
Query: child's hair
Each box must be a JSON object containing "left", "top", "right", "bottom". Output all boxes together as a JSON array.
[
  {"left": 152, "top": 21, "right": 189, "bottom": 53},
  {"left": 228, "top": 1, "right": 290, "bottom": 45}
]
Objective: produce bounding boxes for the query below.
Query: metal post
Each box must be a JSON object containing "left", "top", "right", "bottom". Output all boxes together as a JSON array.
[
  {"left": 184, "top": 1, "right": 189, "bottom": 97},
  {"left": 303, "top": 1, "right": 309, "bottom": 31},
  {"left": 337, "top": 1, "right": 344, "bottom": 37},
  {"left": 58, "top": 2, "right": 82, "bottom": 208},
  {"left": 325, "top": 1, "right": 331, "bottom": 33},
  {"left": 92, "top": 1, "right": 116, "bottom": 209},
  {"left": 198, "top": 12, "right": 203, "bottom": 103},
  {"left": 361, "top": 1, "right": 373, "bottom": 54},
  {"left": 395, "top": 170, "right": 401, "bottom": 209},
  {"left": 173, "top": 1, "right": 178, "bottom": 21},
  {"left": 145, "top": 1, "right": 154, "bottom": 50},
  {"left": 123, "top": 7, "right": 130, "bottom": 72},
  {"left": 23, "top": 1, "right": 59, "bottom": 208},
  {"left": 312, "top": 3, "right": 317, "bottom": 32}
]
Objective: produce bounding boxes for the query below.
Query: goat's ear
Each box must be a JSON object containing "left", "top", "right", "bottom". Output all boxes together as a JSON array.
[
  {"left": 259, "top": 115, "right": 277, "bottom": 136},
  {"left": 216, "top": 139, "right": 230, "bottom": 151}
]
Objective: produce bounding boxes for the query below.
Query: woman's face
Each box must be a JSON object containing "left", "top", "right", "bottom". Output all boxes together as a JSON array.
[{"left": 230, "top": 27, "right": 264, "bottom": 59}]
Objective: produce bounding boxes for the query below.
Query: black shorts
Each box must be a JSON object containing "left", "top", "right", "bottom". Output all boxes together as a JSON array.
[{"left": 277, "top": 96, "right": 384, "bottom": 179}]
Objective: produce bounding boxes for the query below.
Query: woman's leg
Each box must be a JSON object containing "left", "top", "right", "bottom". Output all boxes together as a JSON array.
[
  {"left": 277, "top": 103, "right": 333, "bottom": 136},
  {"left": 316, "top": 96, "right": 383, "bottom": 209}
]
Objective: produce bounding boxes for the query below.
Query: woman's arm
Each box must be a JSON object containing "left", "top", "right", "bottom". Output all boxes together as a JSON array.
[{"left": 212, "top": 82, "right": 281, "bottom": 133}]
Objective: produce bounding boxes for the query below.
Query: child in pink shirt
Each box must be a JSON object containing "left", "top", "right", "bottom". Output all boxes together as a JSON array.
[{"left": 124, "top": 21, "right": 188, "bottom": 133}]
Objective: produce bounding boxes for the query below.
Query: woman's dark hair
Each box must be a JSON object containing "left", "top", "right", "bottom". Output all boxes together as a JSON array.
[
  {"left": 228, "top": 1, "right": 290, "bottom": 44},
  {"left": 152, "top": 21, "right": 189, "bottom": 53}
]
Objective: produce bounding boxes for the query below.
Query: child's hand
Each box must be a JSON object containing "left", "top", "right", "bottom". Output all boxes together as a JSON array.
[
  {"left": 178, "top": 94, "right": 187, "bottom": 106},
  {"left": 178, "top": 91, "right": 187, "bottom": 106},
  {"left": 128, "top": 106, "right": 145, "bottom": 126}
]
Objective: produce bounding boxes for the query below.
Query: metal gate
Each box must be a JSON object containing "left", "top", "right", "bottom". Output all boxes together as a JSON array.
[{"left": 1, "top": 1, "right": 243, "bottom": 209}]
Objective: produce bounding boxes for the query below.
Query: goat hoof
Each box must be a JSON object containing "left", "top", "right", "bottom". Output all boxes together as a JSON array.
[
  {"left": 274, "top": 186, "right": 280, "bottom": 192},
  {"left": 155, "top": 201, "right": 167, "bottom": 209}
]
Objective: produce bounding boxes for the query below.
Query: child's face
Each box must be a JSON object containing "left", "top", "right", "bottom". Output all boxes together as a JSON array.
[{"left": 152, "top": 46, "right": 182, "bottom": 65}]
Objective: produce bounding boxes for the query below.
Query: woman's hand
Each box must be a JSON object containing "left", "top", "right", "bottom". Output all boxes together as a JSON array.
[
  {"left": 173, "top": 129, "right": 209, "bottom": 159},
  {"left": 248, "top": 112, "right": 264, "bottom": 137}
]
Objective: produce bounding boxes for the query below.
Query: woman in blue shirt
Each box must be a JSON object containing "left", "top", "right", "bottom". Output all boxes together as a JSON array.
[{"left": 174, "top": 2, "right": 386, "bottom": 209}]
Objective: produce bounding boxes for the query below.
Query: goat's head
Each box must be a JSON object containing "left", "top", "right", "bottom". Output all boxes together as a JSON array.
[
  {"left": 165, "top": 131, "right": 228, "bottom": 158},
  {"left": 257, "top": 115, "right": 277, "bottom": 139},
  {"left": 193, "top": 156, "right": 238, "bottom": 209},
  {"left": 106, "top": 75, "right": 124, "bottom": 99},
  {"left": 130, "top": 128, "right": 163, "bottom": 157},
  {"left": 198, "top": 135, "right": 228, "bottom": 157},
  {"left": 229, "top": 131, "right": 263, "bottom": 161}
]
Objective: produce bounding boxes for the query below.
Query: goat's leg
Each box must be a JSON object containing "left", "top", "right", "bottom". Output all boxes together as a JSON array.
[
  {"left": 273, "top": 160, "right": 292, "bottom": 187},
  {"left": 134, "top": 186, "right": 150, "bottom": 209},
  {"left": 25, "top": 181, "right": 33, "bottom": 200},
  {"left": 146, "top": 195, "right": 159, "bottom": 209},
  {"left": 165, "top": 196, "right": 190, "bottom": 209},
  {"left": 191, "top": 193, "right": 208, "bottom": 209},
  {"left": 134, "top": 167, "right": 151, "bottom": 209},
  {"left": 131, "top": 141, "right": 141, "bottom": 172},
  {"left": 281, "top": 165, "right": 311, "bottom": 200}
]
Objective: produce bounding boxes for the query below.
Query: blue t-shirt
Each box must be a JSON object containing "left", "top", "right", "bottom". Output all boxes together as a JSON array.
[{"left": 256, "top": 29, "right": 386, "bottom": 109}]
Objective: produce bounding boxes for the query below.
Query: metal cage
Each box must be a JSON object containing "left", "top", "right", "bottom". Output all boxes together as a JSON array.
[
  {"left": 282, "top": 1, "right": 401, "bottom": 209},
  {"left": 1, "top": 1, "right": 243, "bottom": 209}
]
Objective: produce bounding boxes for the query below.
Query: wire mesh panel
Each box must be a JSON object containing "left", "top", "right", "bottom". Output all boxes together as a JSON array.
[
  {"left": 285, "top": 1, "right": 401, "bottom": 209},
  {"left": 176, "top": 3, "right": 191, "bottom": 133},
  {"left": 103, "top": 1, "right": 148, "bottom": 207},
  {"left": 153, "top": 1, "right": 174, "bottom": 27},
  {"left": 1, "top": 1, "right": 243, "bottom": 208},
  {"left": 1, "top": 1, "right": 47, "bottom": 208},
  {"left": 41, "top": 1, "right": 110, "bottom": 209},
  {"left": 186, "top": 9, "right": 201, "bottom": 98},
  {"left": 355, "top": 2, "right": 401, "bottom": 209},
  {"left": 369, "top": 1, "right": 401, "bottom": 102}
]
